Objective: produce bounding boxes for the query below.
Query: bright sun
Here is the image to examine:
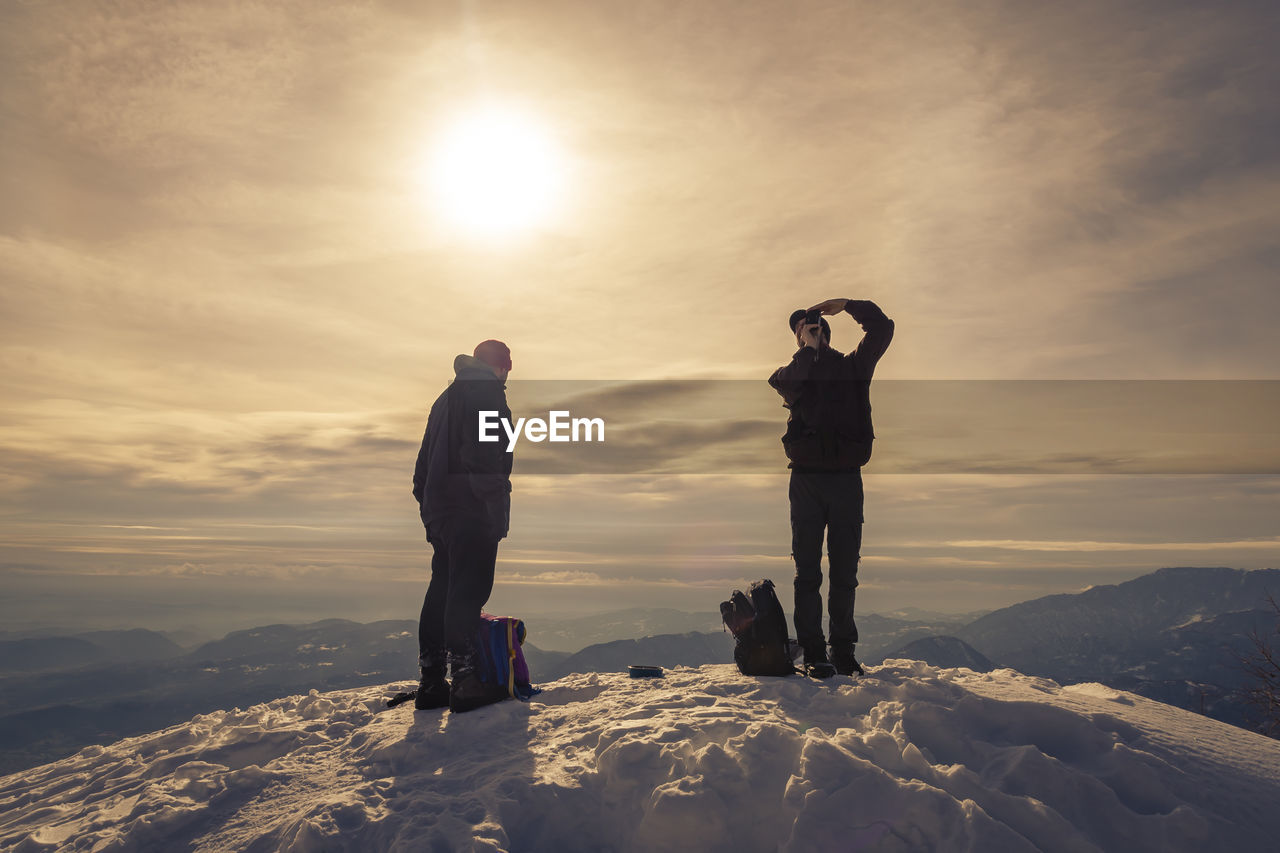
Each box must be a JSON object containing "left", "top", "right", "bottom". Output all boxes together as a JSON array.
[{"left": 424, "top": 102, "right": 567, "bottom": 239}]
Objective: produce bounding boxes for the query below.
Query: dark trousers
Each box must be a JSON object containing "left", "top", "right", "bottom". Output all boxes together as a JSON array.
[
  {"left": 418, "top": 515, "right": 499, "bottom": 669},
  {"left": 789, "top": 469, "right": 864, "bottom": 651}
]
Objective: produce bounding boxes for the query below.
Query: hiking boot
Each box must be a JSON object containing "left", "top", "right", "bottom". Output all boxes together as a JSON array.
[
  {"left": 448, "top": 668, "right": 509, "bottom": 713},
  {"left": 414, "top": 665, "right": 449, "bottom": 710},
  {"left": 831, "top": 644, "right": 864, "bottom": 676},
  {"left": 803, "top": 645, "right": 836, "bottom": 679}
]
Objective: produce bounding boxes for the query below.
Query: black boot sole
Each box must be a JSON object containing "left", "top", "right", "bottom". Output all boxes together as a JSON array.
[{"left": 804, "top": 662, "right": 836, "bottom": 679}]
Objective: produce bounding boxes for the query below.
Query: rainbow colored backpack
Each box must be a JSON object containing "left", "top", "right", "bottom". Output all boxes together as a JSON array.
[{"left": 475, "top": 612, "right": 540, "bottom": 701}]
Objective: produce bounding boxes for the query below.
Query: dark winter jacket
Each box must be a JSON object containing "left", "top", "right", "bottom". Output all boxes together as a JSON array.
[
  {"left": 768, "top": 300, "right": 894, "bottom": 471},
  {"left": 413, "top": 355, "right": 513, "bottom": 539}
]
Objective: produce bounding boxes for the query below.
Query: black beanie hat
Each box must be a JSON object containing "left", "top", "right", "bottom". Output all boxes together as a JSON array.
[{"left": 788, "top": 309, "right": 831, "bottom": 339}]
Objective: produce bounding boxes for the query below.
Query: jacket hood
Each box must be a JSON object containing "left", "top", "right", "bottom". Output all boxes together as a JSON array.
[{"left": 453, "top": 354, "right": 501, "bottom": 379}]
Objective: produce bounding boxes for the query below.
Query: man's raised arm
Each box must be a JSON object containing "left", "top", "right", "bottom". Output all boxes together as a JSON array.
[
  {"left": 806, "top": 297, "right": 894, "bottom": 374},
  {"left": 843, "top": 299, "right": 894, "bottom": 374}
]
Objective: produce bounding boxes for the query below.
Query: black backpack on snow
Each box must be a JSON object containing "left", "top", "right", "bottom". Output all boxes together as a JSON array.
[{"left": 720, "top": 579, "right": 797, "bottom": 676}]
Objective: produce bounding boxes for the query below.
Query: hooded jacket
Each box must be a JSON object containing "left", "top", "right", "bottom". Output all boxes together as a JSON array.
[
  {"left": 768, "top": 300, "right": 894, "bottom": 471},
  {"left": 413, "top": 355, "right": 513, "bottom": 539}
]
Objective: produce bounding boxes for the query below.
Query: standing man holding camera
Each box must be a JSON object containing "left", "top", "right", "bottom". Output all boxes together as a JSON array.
[{"left": 769, "top": 298, "right": 894, "bottom": 678}]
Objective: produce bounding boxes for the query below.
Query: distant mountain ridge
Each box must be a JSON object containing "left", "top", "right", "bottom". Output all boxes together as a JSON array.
[
  {"left": 945, "top": 566, "right": 1280, "bottom": 730},
  {"left": 956, "top": 566, "right": 1280, "bottom": 682},
  {"left": 0, "top": 629, "right": 182, "bottom": 674},
  {"left": 523, "top": 608, "right": 724, "bottom": 652}
]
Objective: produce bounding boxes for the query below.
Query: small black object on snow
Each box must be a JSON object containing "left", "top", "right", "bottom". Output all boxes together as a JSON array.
[{"left": 628, "top": 665, "right": 664, "bottom": 678}]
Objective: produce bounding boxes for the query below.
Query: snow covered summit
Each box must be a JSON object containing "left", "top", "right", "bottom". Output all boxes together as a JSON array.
[{"left": 3, "top": 662, "right": 1278, "bottom": 852}]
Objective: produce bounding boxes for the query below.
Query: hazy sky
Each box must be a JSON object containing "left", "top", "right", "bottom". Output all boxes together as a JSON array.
[{"left": 2, "top": 0, "right": 1278, "bottom": 634}]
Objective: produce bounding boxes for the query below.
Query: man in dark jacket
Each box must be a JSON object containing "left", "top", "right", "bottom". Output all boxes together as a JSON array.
[
  {"left": 411, "top": 339, "right": 514, "bottom": 712},
  {"left": 769, "top": 299, "right": 894, "bottom": 678}
]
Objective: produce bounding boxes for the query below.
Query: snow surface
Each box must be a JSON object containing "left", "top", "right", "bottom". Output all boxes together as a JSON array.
[{"left": 3, "top": 661, "right": 1279, "bottom": 852}]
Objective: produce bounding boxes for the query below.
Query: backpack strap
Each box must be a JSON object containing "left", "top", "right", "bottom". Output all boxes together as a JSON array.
[{"left": 506, "top": 618, "right": 516, "bottom": 697}]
